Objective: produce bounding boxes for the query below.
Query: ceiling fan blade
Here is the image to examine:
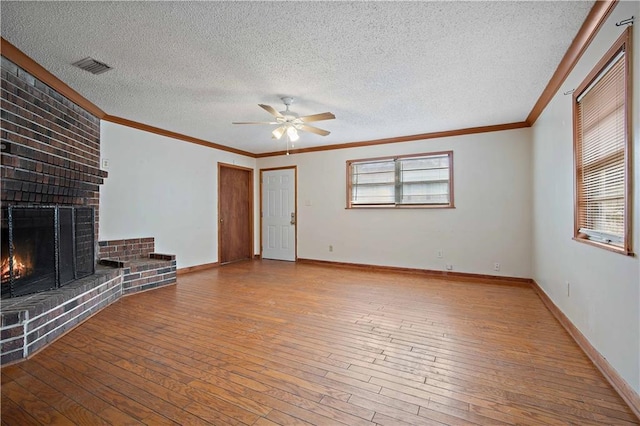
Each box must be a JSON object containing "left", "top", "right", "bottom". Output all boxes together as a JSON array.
[
  {"left": 300, "top": 124, "right": 330, "bottom": 136},
  {"left": 259, "top": 104, "right": 284, "bottom": 118},
  {"left": 299, "top": 112, "right": 335, "bottom": 123},
  {"left": 232, "top": 121, "right": 278, "bottom": 125}
]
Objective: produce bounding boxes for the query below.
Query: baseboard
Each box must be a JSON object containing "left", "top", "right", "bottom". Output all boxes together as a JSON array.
[
  {"left": 296, "top": 258, "right": 532, "bottom": 286},
  {"left": 531, "top": 280, "right": 640, "bottom": 421},
  {"left": 177, "top": 262, "right": 219, "bottom": 275}
]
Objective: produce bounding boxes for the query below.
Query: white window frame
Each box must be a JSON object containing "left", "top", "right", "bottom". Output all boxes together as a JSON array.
[{"left": 346, "top": 151, "right": 454, "bottom": 209}]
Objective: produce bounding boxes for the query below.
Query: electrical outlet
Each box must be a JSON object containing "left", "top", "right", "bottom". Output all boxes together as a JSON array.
[
  {"left": 445, "top": 264, "right": 453, "bottom": 271},
  {"left": 329, "top": 245, "right": 333, "bottom": 252},
  {"left": 437, "top": 249, "right": 443, "bottom": 258},
  {"left": 101, "top": 158, "right": 109, "bottom": 169},
  {"left": 493, "top": 262, "right": 500, "bottom": 272}
]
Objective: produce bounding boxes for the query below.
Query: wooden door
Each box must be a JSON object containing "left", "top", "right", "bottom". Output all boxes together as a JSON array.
[
  {"left": 218, "top": 163, "right": 253, "bottom": 264},
  {"left": 261, "top": 167, "right": 296, "bottom": 261}
]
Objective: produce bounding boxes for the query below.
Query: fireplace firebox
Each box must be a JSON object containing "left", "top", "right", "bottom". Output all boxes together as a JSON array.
[{"left": 1, "top": 206, "right": 95, "bottom": 299}]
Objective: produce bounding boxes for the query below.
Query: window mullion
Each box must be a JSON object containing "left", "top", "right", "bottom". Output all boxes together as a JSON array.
[{"left": 394, "top": 159, "right": 402, "bottom": 205}]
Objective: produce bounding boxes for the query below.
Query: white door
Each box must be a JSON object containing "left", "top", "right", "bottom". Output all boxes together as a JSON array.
[{"left": 262, "top": 168, "right": 296, "bottom": 261}]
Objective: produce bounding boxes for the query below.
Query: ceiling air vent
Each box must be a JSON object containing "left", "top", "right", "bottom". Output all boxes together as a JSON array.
[{"left": 72, "top": 57, "right": 112, "bottom": 75}]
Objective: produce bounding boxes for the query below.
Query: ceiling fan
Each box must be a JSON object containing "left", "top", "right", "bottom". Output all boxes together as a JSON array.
[{"left": 233, "top": 97, "right": 335, "bottom": 143}]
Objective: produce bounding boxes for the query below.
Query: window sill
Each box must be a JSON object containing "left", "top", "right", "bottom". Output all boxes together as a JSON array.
[
  {"left": 346, "top": 204, "right": 455, "bottom": 210},
  {"left": 572, "top": 237, "right": 634, "bottom": 256}
]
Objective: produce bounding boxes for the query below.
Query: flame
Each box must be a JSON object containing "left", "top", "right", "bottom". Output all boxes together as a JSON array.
[{"left": 1, "top": 255, "right": 31, "bottom": 283}]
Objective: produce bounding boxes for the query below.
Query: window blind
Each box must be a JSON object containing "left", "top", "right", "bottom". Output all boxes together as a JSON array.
[
  {"left": 399, "top": 155, "right": 450, "bottom": 205},
  {"left": 351, "top": 159, "right": 395, "bottom": 205},
  {"left": 575, "top": 50, "right": 626, "bottom": 244},
  {"left": 349, "top": 152, "right": 452, "bottom": 207}
]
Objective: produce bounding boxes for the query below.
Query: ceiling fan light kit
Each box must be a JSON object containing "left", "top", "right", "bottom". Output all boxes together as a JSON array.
[
  {"left": 233, "top": 97, "right": 335, "bottom": 154},
  {"left": 271, "top": 126, "right": 285, "bottom": 140},
  {"left": 286, "top": 125, "right": 299, "bottom": 142}
]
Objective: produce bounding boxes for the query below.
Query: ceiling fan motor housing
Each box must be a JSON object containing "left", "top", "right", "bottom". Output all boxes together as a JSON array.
[{"left": 279, "top": 97, "right": 298, "bottom": 120}]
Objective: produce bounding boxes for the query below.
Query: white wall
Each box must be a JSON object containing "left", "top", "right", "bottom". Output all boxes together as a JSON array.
[
  {"left": 258, "top": 128, "right": 532, "bottom": 278},
  {"left": 99, "top": 121, "right": 256, "bottom": 268},
  {"left": 531, "top": 0, "right": 639, "bottom": 393}
]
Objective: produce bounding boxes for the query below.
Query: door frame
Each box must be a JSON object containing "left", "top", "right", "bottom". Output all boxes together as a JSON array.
[
  {"left": 260, "top": 166, "right": 297, "bottom": 260},
  {"left": 218, "top": 162, "right": 254, "bottom": 264}
]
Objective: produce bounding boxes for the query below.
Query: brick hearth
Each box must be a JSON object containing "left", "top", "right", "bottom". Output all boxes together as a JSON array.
[
  {"left": 0, "top": 267, "right": 122, "bottom": 364},
  {"left": 98, "top": 237, "right": 177, "bottom": 295}
]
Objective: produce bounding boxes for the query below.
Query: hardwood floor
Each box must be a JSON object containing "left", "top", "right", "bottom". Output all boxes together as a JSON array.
[{"left": 2, "top": 260, "right": 638, "bottom": 425}]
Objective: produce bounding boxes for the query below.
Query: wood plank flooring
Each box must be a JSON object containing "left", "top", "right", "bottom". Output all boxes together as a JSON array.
[{"left": 2, "top": 260, "right": 638, "bottom": 425}]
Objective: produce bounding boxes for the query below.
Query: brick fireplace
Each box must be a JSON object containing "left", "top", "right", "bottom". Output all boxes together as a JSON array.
[{"left": 0, "top": 56, "right": 175, "bottom": 363}]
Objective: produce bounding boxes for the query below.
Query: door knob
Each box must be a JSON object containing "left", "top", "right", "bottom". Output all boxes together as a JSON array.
[{"left": 290, "top": 212, "right": 296, "bottom": 225}]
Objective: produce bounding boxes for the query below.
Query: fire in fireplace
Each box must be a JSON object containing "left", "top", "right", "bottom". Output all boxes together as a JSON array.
[
  {"left": 1, "top": 206, "right": 95, "bottom": 299},
  {"left": 1, "top": 254, "right": 32, "bottom": 282}
]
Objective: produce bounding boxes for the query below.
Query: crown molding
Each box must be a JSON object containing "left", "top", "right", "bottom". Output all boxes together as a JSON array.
[
  {"left": 1, "top": 37, "right": 255, "bottom": 158},
  {"left": 102, "top": 115, "right": 256, "bottom": 158},
  {"left": 526, "top": 0, "right": 617, "bottom": 126},
  {"left": 1, "top": 37, "right": 106, "bottom": 119},
  {"left": 256, "top": 122, "right": 529, "bottom": 158}
]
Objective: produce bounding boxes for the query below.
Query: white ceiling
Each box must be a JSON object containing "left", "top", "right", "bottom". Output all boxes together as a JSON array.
[{"left": 1, "top": 1, "right": 594, "bottom": 155}]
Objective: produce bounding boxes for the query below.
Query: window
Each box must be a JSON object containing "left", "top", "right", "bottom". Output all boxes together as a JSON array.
[
  {"left": 574, "top": 28, "right": 631, "bottom": 254},
  {"left": 347, "top": 151, "right": 453, "bottom": 208}
]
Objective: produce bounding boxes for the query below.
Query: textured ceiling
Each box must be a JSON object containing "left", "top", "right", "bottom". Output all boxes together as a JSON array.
[{"left": 1, "top": 1, "right": 594, "bottom": 154}]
